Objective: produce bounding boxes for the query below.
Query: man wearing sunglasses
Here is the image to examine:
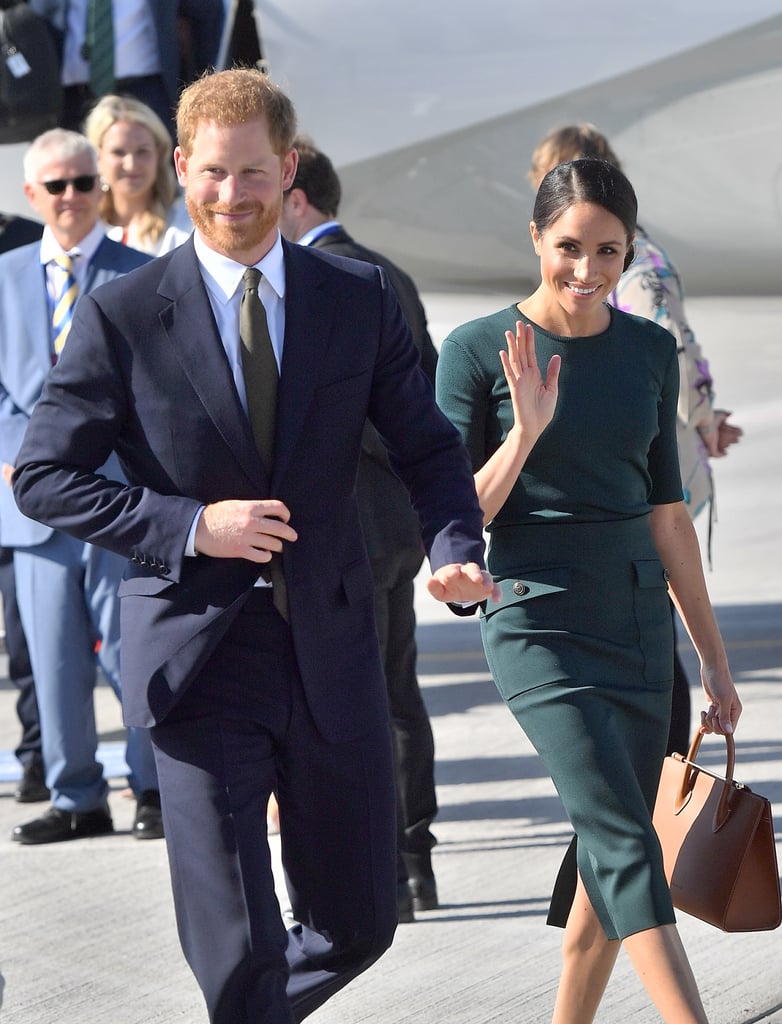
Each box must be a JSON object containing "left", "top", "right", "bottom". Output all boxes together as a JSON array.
[{"left": 0, "top": 128, "right": 163, "bottom": 846}]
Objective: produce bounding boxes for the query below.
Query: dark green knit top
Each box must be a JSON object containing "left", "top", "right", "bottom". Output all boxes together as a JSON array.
[{"left": 436, "top": 304, "right": 683, "bottom": 531}]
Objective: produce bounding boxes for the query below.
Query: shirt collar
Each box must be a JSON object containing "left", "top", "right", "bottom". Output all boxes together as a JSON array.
[
  {"left": 39, "top": 221, "right": 106, "bottom": 265},
  {"left": 298, "top": 220, "right": 341, "bottom": 248},
  {"left": 193, "top": 230, "right": 286, "bottom": 304}
]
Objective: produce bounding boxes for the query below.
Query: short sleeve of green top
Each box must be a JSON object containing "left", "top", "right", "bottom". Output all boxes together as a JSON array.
[{"left": 436, "top": 304, "right": 683, "bottom": 529}]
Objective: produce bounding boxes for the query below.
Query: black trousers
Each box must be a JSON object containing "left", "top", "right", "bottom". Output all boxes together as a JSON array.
[
  {"left": 0, "top": 545, "right": 41, "bottom": 767},
  {"left": 371, "top": 544, "right": 437, "bottom": 882}
]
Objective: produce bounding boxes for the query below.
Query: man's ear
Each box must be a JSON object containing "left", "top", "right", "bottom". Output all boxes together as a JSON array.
[
  {"left": 281, "top": 148, "right": 298, "bottom": 192},
  {"left": 173, "top": 146, "right": 188, "bottom": 188},
  {"left": 286, "top": 187, "right": 305, "bottom": 213}
]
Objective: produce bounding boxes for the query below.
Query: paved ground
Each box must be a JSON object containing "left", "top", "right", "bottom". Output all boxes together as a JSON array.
[{"left": 0, "top": 296, "right": 780, "bottom": 1023}]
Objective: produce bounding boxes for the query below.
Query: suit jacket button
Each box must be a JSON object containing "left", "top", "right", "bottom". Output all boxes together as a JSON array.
[{"left": 513, "top": 581, "right": 528, "bottom": 596}]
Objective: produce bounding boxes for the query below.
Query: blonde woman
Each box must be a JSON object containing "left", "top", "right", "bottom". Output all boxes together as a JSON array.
[{"left": 85, "top": 95, "right": 191, "bottom": 255}]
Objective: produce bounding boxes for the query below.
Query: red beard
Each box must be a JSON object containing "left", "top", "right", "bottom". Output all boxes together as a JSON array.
[{"left": 186, "top": 194, "right": 282, "bottom": 257}]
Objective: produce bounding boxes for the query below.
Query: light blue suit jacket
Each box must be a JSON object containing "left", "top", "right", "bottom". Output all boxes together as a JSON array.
[{"left": 0, "top": 235, "right": 150, "bottom": 547}]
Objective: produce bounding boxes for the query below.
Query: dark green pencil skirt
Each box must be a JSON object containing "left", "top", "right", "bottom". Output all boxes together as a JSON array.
[{"left": 481, "top": 515, "right": 676, "bottom": 940}]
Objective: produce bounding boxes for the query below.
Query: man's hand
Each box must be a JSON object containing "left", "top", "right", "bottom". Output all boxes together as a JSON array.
[
  {"left": 194, "top": 499, "right": 297, "bottom": 561},
  {"left": 426, "top": 563, "right": 501, "bottom": 605}
]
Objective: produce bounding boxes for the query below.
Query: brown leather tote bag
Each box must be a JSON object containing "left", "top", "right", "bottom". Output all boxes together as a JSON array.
[{"left": 653, "top": 730, "right": 781, "bottom": 932}]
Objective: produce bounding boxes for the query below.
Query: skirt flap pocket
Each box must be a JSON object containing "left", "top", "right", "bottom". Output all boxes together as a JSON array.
[
  {"left": 483, "top": 566, "right": 570, "bottom": 619},
  {"left": 633, "top": 558, "right": 668, "bottom": 589}
]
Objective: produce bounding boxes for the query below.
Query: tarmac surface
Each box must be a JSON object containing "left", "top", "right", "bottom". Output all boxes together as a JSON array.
[{"left": 0, "top": 294, "right": 780, "bottom": 1023}]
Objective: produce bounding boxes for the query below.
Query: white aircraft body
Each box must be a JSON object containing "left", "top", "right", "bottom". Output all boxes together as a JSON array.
[
  {"left": 2, "top": 3, "right": 779, "bottom": 294},
  {"left": 252, "top": 1, "right": 782, "bottom": 293}
]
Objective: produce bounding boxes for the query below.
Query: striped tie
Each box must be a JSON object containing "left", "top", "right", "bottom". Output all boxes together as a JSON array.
[
  {"left": 85, "top": 0, "right": 115, "bottom": 97},
  {"left": 52, "top": 253, "right": 78, "bottom": 356}
]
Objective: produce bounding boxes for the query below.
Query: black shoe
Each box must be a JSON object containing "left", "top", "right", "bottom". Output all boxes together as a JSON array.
[
  {"left": 14, "top": 759, "right": 50, "bottom": 803},
  {"left": 410, "top": 874, "right": 439, "bottom": 912},
  {"left": 397, "top": 881, "right": 416, "bottom": 924},
  {"left": 132, "top": 789, "right": 164, "bottom": 840},
  {"left": 11, "top": 803, "right": 113, "bottom": 845}
]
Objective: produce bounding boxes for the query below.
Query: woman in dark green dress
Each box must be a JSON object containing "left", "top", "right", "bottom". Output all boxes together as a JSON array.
[{"left": 436, "top": 159, "right": 741, "bottom": 1023}]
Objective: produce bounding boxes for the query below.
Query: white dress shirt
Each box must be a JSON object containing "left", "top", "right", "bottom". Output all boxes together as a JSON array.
[
  {"left": 193, "top": 230, "right": 286, "bottom": 403},
  {"left": 297, "top": 220, "right": 341, "bottom": 248},
  {"left": 184, "top": 231, "right": 287, "bottom": 562}
]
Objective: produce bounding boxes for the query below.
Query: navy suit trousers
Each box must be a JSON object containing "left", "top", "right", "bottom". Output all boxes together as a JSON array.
[{"left": 151, "top": 589, "right": 398, "bottom": 1024}]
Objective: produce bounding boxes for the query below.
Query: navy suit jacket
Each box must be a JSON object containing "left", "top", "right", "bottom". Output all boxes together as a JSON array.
[{"left": 14, "top": 237, "right": 485, "bottom": 737}]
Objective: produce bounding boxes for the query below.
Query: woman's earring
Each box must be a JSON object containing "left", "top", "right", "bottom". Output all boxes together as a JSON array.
[{"left": 100, "top": 179, "right": 110, "bottom": 193}]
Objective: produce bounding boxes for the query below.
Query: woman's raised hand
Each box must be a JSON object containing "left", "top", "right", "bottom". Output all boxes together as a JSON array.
[{"left": 500, "top": 321, "right": 561, "bottom": 443}]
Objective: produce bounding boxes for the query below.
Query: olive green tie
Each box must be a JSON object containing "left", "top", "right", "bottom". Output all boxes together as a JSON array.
[
  {"left": 239, "top": 268, "right": 288, "bottom": 621},
  {"left": 84, "top": 0, "right": 115, "bottom": 97}
]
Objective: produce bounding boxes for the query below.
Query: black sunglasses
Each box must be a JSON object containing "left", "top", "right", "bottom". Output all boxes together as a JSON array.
[{"left": 39, "top": 175, "right": 98, "bottom": 195}]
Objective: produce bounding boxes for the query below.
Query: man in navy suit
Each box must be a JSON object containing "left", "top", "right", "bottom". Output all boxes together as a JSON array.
[
  {"left": 0, "top": 128, "right": 162, "bottom": 844},
  {"left": 13, "top": 70, "right": 497, "bottom": 1024}
]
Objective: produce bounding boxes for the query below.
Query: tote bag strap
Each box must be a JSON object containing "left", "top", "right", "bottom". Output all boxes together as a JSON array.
[{"left": 673, "top": 731, "right": 736, "bottom": 832}]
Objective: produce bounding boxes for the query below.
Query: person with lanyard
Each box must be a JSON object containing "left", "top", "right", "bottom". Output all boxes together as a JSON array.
[
  {"left": 280, "top": 134, "right": 441, "bottom": 923},
  {"left": 0, "top": 128, "right": 163, "bottom": 845}
]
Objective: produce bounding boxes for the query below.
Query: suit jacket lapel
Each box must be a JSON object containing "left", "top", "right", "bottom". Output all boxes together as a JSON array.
[
  {"left": 82, "top": 237, "right": 133, "bottom": 292},
  {"left": 83, "top": 238, "right": 109, "bottom": 293},
  {"left": 273, "top": 241, "right": 335, "bottom": 487},
  {"left": 157, "top": 239, "right": 268, "bottom": 490}
]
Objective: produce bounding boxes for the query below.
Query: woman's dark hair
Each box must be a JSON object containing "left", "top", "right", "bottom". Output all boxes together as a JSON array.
[{"left": 533, "top": 158, "right": 638, "bottom": 271}]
